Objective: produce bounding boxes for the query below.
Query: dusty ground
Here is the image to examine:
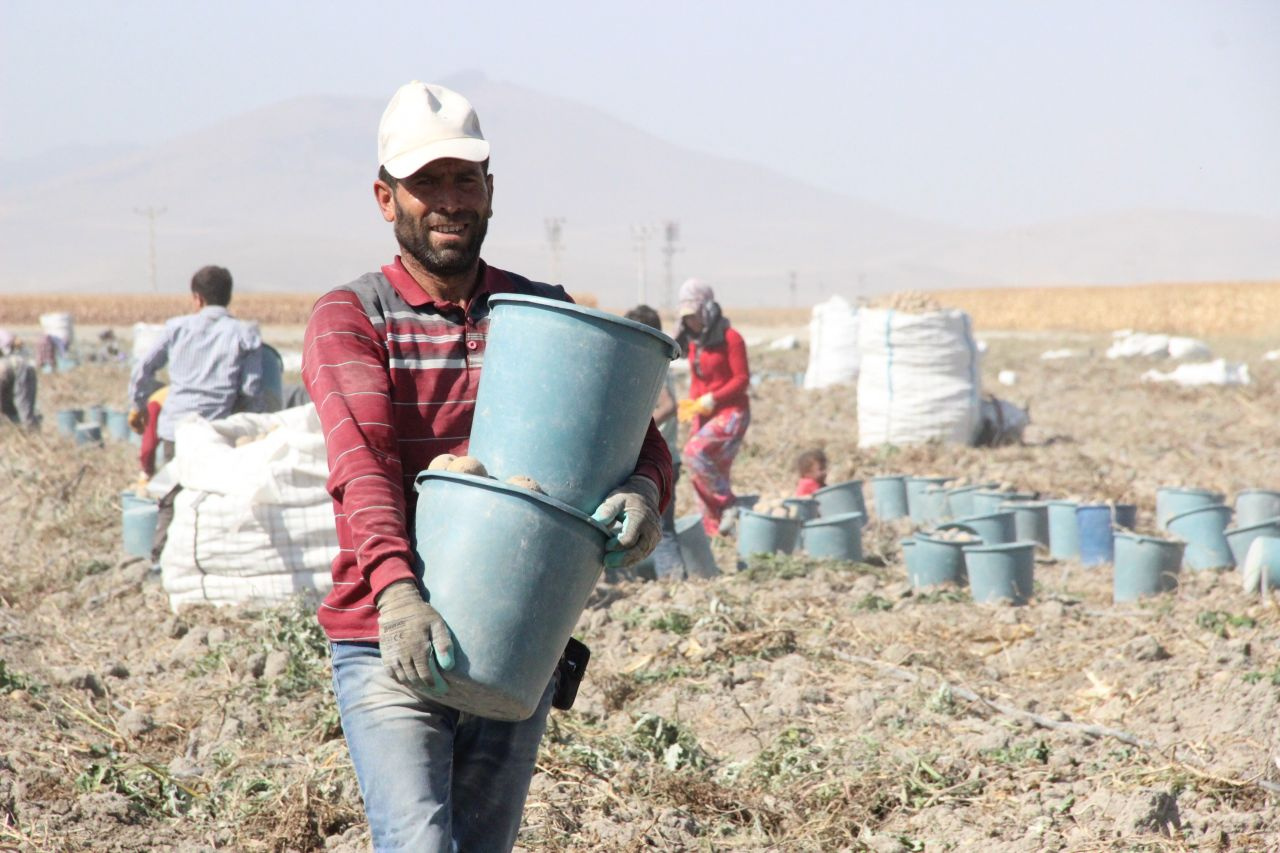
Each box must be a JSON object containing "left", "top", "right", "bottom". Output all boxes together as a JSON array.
[{"left": 1, "top": 328, "right": 1278, "bottom": 851}]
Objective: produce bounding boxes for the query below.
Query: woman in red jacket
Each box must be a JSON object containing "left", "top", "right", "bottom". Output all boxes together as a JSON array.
[{"left": 676, "top": 278, "right": 751, "bottom": 537}]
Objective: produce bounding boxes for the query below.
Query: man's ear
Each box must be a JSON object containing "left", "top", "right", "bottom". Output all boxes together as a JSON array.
[{"left": 375, "top": 180, "right": 396, "bottom": 223}]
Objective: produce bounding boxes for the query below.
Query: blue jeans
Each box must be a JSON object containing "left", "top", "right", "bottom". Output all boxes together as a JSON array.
[{"left": 330, "top": 642, "right": 555, "bottom": 852}]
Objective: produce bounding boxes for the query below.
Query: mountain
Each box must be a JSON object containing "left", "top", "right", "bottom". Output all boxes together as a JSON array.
[{"left": 1, "top": 73, "right": 1277, "bottom": 305}]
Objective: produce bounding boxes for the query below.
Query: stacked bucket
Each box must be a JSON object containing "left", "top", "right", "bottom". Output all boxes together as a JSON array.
[
  {"left": 410, "top": 295, "right": 678, "bottom": 720},
  {"left": 735, "top": 479, "right": 867, "bottom": 567}
]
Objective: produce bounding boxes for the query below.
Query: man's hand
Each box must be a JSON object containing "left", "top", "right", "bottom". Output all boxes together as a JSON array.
[
  {"left": 127, "top": 407, "right": 147, "bottom": 434},
  {"left": 376, "top": 579, "right": 454, "bottom": 694},
  {"left": 591, "top": 474, "right": 662, "bottom": 569}
]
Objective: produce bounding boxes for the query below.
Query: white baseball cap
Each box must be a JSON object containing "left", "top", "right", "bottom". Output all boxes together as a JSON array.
[{"left": 378, "top": 81, "right": 490, "bottom": 179}]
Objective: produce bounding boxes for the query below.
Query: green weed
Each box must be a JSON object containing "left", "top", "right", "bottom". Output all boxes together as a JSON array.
[{"left": 1196, "top": 610, "right": 1257, "bottom": 638}]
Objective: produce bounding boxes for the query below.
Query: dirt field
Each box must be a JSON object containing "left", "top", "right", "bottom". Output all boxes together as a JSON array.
[{"left": 1, "top": 323, "right": 1279, "bottom": 851}]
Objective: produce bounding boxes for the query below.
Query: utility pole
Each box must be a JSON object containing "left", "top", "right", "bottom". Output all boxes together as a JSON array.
[
  {"left": 660, "top": 220, "right": 681, "bottom": 311},
  {"left": 631, "top": 224, "right": 653, "bottom": 305},
  {"left": 544, "top": 217, "right": 566, "bottom": 283},
  {"left": 788, "top": 270, "right": 798, "bottom": 307},
  {"left": 134, "top": 206, "right": 166, "bottom": 291}
]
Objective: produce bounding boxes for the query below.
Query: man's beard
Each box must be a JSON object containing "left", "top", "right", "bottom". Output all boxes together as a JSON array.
[{"left": 394, "top": 200, "right": 489, "bottom": 277}]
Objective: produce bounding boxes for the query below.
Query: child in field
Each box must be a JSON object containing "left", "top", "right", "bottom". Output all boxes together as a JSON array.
[{"left": 794, "top": 448, "right": 828, "bottom": 497}]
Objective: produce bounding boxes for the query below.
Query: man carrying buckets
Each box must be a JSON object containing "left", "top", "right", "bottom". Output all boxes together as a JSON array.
[{"left": 302, "top": 81, "right": 672, "bottom": 852}]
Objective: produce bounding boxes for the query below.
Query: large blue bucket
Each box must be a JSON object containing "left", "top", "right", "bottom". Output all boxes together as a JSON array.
[
  {"left": 1225, "top": 517, "right": 1280, "bottom": 567},
  {"left": 812, "top": 480, "right": 866, "bottom": 519},
  {"left": 261, "top": 343, "right": 285, "bottom": 412},
  {"left": 949, "top": 512, "right": 1016, "bottom": 545},
  {"left": 906, "top": 476, "right": 952, "bottom": 522},
  {"left": 1001, "top": 501, "right": 1050, "bottom": 548},
  {"left": 783, "top": 497, "right": 820, "bottom": 522},
  {"left": 106, "top": 409, "right": 131, "bottom": 441},
  {"left": 737, "top": 510, "right": 803, "bottom": 563},
  {"left": 910, "top": 534, "right": 969, "bottom": 589},
  {"left": 675, "top": 515, "right": 719, "bottom": 578},
  {"left": 946, "top": 484, "right": 997, "bottom": 519},
  {"left": 871, "top": 476, "right": 909, "bottom": 520},
  {"left": 56, "top": 408, "right": 83, "bottom": 437},
  {"left": 413, "top": 471, "right": 608, "bottom": 721},
  {"left": 1076, "top": 504, "right": 1115, "bottom": 566},
  {"left": 1166, "top": 504, "right": 1234, "bottom": 570},
  {"left": 1113, "top": 533, "right": 1183, "bottom": 603},
  {"left": 1234, "top": 490, "right": 1280, "bottom": 529},
  {"left": 1046, "top": 500, "right": 1080, "bottom": 560},
  {"left": 1155, "top": 487, "right": 1224, "bottom": 530},
  {"left": 971, "top": 490, "right": 1036, "bottom": 517},
  {"left": 122, "top": 503, "right": 159, "bottom": 558},
  {"left": 467, "top": 295, "right": 679, "bottom": 514},
  {"left": 802, "top": 512, "right": 864, "bottom": 561},
  {"left": 963, "top": 542, "right": 1036, "bottom": 605}
]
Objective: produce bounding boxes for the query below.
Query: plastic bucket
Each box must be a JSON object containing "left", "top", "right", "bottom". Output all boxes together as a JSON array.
[
  {"left": 802, "top": 512, "right": 864, "bottom": 561},
  {"left": 1046, "top": 500, "right": 1080, "bottom": 560},
  {"left": 467, "top": 294, "right": 680, "bottom": 514},
  {"left": 1156, "top": 487, "right": 1224, "bottom": 530},
  {"left": 1113, "top": 503, "right": 1137, "bottom": 531},
  {"left": 1166, "top": 504, "right": 1234, "bottom": 570},
  {"left": 122, "top": 503, "right": 159, "bottom": 559},
  {"left": 949, "top": 512, "right": 1016, "bottom": 545},
  {"left": 120, "top": 490, "right": 153, "bottom": 513},
  {"left": 920, "top": 485, "right": 951, "bottom": 526},
  {"left": 737, "top": 510, "right": 803, "bottom": 562},
  {"left": 1113, "top": 533, "right": 1183, "bottom": 603},
  {"left": 675, "top": 514, "right": 719, "bottom": 578},
  {"left": 106, "top": 409, "right": 131, "bottom": 441},
  {"left": 900, "top": 538, "right": 919, "bottom": 581},
  {"left": 1225, "top": 517, "right": 1280, "bottom": 567},
  {"left": 1001, "top": 501, "right": 1050, "bottom": 548},
  {"left": 1234, "top": 490, "right": 1280, "bottom": 529},
  {"left": 946, "top": 484, "right": 997, "bottom": 519},
  {"left": 1076, "top": 504, "right": 1115, "bottom": 566},
  {"left": 812, "top": 480, "right": 866, "bottom": 520},
  {"left": 971, "top": 490, "right": 1036, "bottom": 516},
  {"left": 906, "top": 476, "right": 952, "bottom": 522},
  {"left": 964, "top": 542, "right": 1036, "bottom": 605},
  {"left": 734, "top": 494, "right": 761, "bottom": 512},
  {"left": 412, "top": 471, "right": 609, "bottom": 721},
  {"left": 261, "top": 343, "right": 285, "bottom": 413},
  {"left": 74, "top": 424, "right": 102, "bottom": 446},
  {"left": 56, "top": 408, "right": 83, "bottom": 437},
  {"left": 783, "top": 497, "right": 820, "bottom": 522},
  {"left": 84, "top": 405, "right": 107, "bottom": 428},
  {"left": 871, "top": 476, "right": 909, "bottom": 520},
  {"left": 910, "top": 534, "right": 969, "bottom": 589}
]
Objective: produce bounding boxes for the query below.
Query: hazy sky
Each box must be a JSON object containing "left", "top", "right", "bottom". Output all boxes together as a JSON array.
[{"left": 3, "top": 0, "right": 1277, "bottom": 228}]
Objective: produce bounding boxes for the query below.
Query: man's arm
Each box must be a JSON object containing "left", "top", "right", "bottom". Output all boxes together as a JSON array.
[{"left": 127, "top": 327, "right": 172, "bottom": 411}]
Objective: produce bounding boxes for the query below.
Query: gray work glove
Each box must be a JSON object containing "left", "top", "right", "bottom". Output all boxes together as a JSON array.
[
  {"left": 592, "top": 474, "right": 662, "bottom": 569},
  {"left": 376, "top": 579, "right": 454, "bottom": 694}
]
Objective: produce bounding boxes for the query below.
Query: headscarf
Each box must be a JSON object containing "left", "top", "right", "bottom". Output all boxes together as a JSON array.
[{"left": 674, "top": 278, "right": 730, "bottom": 377}]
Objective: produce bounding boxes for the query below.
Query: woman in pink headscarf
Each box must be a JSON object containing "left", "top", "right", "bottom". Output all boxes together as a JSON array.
[{"left": 675, "top": 278, "right": 751, "bottom": 537}]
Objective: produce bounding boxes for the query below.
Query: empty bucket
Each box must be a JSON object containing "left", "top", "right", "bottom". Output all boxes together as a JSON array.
[
  {"left": 871, "top": 475, "right": 909, "bottom": 520},
  {"left": 1225, "top": 517, "right": 1280, "bottom": 567},
  {"left": 964, "top": 542, "right": 1036, "bottom": 605},
  {"left": 106, "top": 409, "right": 131, "bottom": 441},
  {"left": 1046, "top": 500, "right": 1080, "bottom": 560},
  {"left": 1156, "top": 487, "right": 1224, "bottom": 530},
  {"left": 1166, "top": 504, "right": 1234, "bottom": 570},
  {"left": 1001, "top": 501, "right": 1050, "bottom": 548},
  {"left": 412, "top": 470, "right": 609, "bottom": 721},
  {"left": 737, "top": 510, "right": 803, "bottom": 563},
  {"left": 56, "top": 408, "right": 83, "bottom": 437},
  {"left": 675, "top": 515, "right": 720, "bottom": 578},
  {"left": 812, "top": 480, "right": 866, "bottom": 520},
  {"left": 1235, "top": 490, "right": 1280, "bottom": 529},
  {"left": 946, "top": 483, "right": 998, "bottom": 519},
  {"left": 783, "top": 497, "right": 820, "bottom": 522},
  {"left": 122, "top": 502, "right": 159, "bottom": 558},
  {"left": 802, "top": 512, "right": 864, "bottom": 561},
  {"left": 948, "top": 512, "right": 1016, "bottom": 545},
  {"left": 1076, "top": 504, "right": 1115, "bottom": 566},
  {"left": 906, "top": 476, "right": 952, "bottom": 522},
  {"left": 910, "top": 533, "right": 971, "bottom": 589},
  {"left": 1113, "top": 533, "right": 1183, "bottom": 603},
  {"left": 467, "top": 294, "right": 679, "bottom": 514},
  {"left": 74, "top": 424, "right": 102, "bottom": 446},
  {"left": 1112, "top": 503, "right": 1137, "bottom": 531}
]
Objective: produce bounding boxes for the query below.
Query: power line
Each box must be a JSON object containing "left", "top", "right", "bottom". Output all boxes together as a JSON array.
[
  {"left": 544, "top": 217, "right": 566, "bottom": 283},
  {"left": 660, "top": 220, "right": 681, "bottom": 311}
]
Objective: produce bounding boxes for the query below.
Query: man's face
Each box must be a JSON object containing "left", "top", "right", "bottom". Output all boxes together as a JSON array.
[{"left": 383, "top": 158, "right": 494, "bottom": 277}]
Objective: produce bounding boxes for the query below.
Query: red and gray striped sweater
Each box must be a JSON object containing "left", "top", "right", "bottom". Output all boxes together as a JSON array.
[{"left": 303, "top": 257, "right": 673, "bottom": 641}]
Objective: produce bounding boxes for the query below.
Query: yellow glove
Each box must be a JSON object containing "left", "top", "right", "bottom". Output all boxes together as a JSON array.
[
  {"left": 127, "top": 407, "right": 147, "bottom": 434},
  {"left": 677, "top": 394, "right": 715, "bottom": 424}
]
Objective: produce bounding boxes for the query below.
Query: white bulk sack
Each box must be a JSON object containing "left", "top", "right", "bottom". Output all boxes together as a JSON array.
[
  {"left": 161, "top": 404, "right": 337, "bottom": 610},
  {"left": 856, "top": 308, "right": 981, "bottom": 447},
  {"left": 803, "top": 296, "right": 860, "bottom": 390}
]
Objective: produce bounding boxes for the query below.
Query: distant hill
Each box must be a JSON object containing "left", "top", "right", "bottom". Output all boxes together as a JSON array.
[{"left": 2, "top": 73, "right": 1277, "bottom": 305}]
